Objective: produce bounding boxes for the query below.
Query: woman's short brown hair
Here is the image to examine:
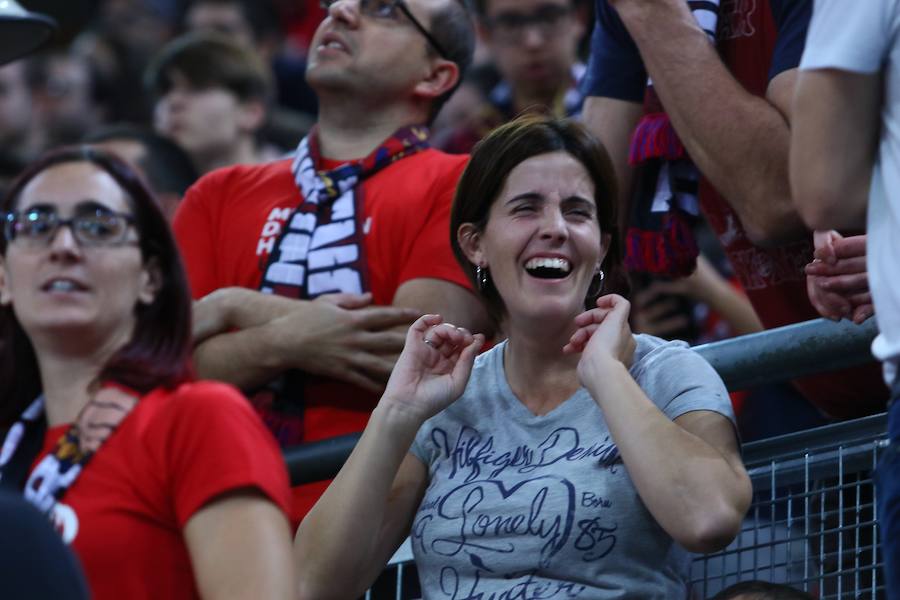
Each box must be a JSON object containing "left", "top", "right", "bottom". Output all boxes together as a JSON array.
[{"left": 450, "top": 114, "right": 624, "bottom": 324}]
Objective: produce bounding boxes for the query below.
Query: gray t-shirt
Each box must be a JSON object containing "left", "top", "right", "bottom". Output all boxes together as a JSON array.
[{"left": 409, "top": 335, "right": 735, "bottom": 600}]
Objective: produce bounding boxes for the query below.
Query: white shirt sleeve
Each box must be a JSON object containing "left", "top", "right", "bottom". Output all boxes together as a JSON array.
[{"left": 800, "top": 0, "right": 899, "bottom": 73}]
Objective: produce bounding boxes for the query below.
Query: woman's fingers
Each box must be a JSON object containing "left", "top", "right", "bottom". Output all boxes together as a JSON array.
[
  {"left": 573, "top": 307, "right": 613, "bottom": 326},
  {"left": 452, "top": 334, "right": 485, "bottom": 380},
  {"left": 421, "top": 322, "right": 474, "bottom": 359},
  {"left": 563, "top": 324, "right": 600, "bottom": 354},
  {"left": 410, "top": 314, "right": 443, "bottom": 338}
]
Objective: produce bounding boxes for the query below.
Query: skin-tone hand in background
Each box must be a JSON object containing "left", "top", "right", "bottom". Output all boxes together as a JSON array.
[
  {"left": 805, "top": 230, "right": 873, "bottom": 324},
  {"left": 630, "top": 255, "right": 763, "bottom": 339},
  {"left": 190, "top": 288, "right": 419, "bottom": 391}
]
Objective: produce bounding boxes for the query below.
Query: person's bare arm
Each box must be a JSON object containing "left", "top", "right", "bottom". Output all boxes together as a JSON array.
[
  {"left": 607, "top": 0, "right": 807, "bottom": 246},
  {"left": 581, "top": 96, "right": 644, "bottom": 233},
  {"left": 790, "top": 68, "right": 879, "bottom": 231},
  {"left": 636, "top": 255, "right": 763, "bottom": 337},
  {"left": 192, "top": 291, "right": 418, "bottom": 392},
  {"left": 192, "top": 279, "right": 489, "bottom": 392},
  {"left": 392, "top": 278, "right": 493, "bottom": 337},
  {"left": 566, "top": 295, "right": 751, "bottom": 552},
  {"left": 184, "top": 490, "right": 294, "bottom": 600}
]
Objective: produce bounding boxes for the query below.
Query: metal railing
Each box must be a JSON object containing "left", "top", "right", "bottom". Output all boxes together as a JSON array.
[
  {"left": 691, "top": 413, "right": 888, "bottom": 599},
  {"left": 282, "top": 317, "right": 888, "bottom": 598}
]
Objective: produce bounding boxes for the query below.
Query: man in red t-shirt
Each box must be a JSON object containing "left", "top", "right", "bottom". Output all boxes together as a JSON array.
[
  {"left": 579, "top": 0, "right": 887, "bottom": 419},
  {"left": 173, "top": 0, "right": 490, "bottom": 522}
]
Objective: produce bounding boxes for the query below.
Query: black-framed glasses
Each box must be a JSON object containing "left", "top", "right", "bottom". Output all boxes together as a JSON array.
[
  {"left": 485, "top": 3, "right": 572, "bottom": 44},
  {"left": 319, "top": 0, "right": 449, "bottom": 59},
  {"left": 3, "top": 207, "right": 136, "bottom": 248}
]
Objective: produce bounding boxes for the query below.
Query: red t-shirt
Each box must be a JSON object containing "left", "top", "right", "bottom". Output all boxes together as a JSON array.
[
  {"left": 33, "top": 382, "right": 291, "bottom": 600},
  {"left": 700, "top": 0, "right": 887, "bottom": 418},
  {"left": 173, "top": 148, "right": 472, "bottom": 520}
]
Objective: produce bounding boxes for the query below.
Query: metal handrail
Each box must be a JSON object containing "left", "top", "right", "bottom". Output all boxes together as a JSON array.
[
  {"left": 693, "top": 316, "right": 878, "bottom": 391},
  {"left": 284, "top": 317, "right": 881, "bottom": 485}
]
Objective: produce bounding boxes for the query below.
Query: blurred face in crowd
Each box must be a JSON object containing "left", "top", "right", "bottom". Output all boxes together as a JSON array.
[
  {"left": 185, "top": 2, "right": 256, "bottom": 49},
  {"left": 480, "top": 0, "right": 583, "bottom": 101},
  {"left": 153, "top": 70, "right": 262, "bottom": 166},
  {"left": 100, "top": 0, "right": 173, "bottom": 55},
  {"left": 306, "top": 0, "right": 447, "bottom": 104},
  {"left": 0, "top": 62, "right": 34, "bottom": 147},
  {"left": 37, "top": 55, "right": 101, "bottom": 145}
]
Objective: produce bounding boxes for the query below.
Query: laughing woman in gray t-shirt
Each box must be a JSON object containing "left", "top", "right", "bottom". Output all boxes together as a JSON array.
[{"left": 294, "top": 116, "right": 752, "bottom": 600}]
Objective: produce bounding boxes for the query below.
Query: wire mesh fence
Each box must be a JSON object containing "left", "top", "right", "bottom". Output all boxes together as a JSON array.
[
  {"left": 363, "top": 414, "right": 889, "bottom": 600},
  {"left": 690, "top": 413, "right": 888, "bottom": 599}
]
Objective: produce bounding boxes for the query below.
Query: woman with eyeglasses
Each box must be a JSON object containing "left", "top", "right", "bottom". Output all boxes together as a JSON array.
[
  {"left": 0, "top": 147, "right": 294, "bottom": 600},
  {"left": 295, "top": 116, "right": 751, "bottom": 599}
]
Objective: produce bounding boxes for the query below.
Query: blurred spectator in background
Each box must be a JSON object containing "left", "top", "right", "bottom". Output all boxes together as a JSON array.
[
  {"left": 0, "top": 59, "right": 43, "bottom": 166},
  {"left": 183, "top": 0, "right": 279, "bottom": 52},
  {"left": 791, "top": 0, "right": 900, "bottom": 595},
  {"left": 86, "top": 124, "right": 199, "bottom": 221},
  {"left": 30, "top": 49, "right": 108, "bottom": 148},
  {"left": 146, "top": 31, "right": 278, "bottom": 175},
  {"left": 438, "top": 0, "right": 586, "bottom": 153},
  {"left": 709, "top": 580, "right": 814, "bottom": 600},
  {"left": 72, "top": 0, "right": 176, "bottom": 122},
  {"left": 180, "top": 0, "right": 317, "bottom": 138}
]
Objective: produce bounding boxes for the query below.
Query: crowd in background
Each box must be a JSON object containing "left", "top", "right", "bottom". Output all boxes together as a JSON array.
[
  {"left": 1, "top": 0, "right": 813, "bottom": 437},
  {"left": 0, "top": 0, "right": 897, "bottom": 598}
]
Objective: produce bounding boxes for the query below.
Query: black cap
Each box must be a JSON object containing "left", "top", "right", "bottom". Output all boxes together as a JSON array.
[{"left": 0, "top": 1, "right": 56, "bottom": 66}]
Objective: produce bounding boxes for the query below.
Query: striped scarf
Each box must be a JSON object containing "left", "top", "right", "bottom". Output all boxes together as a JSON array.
[{"left": 625, "top": 0, "right": 719, "bottom": 277}]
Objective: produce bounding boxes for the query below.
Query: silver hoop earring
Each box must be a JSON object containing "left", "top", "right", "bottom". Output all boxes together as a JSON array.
[
  {"left": 475, "top": 265, "right": 489, "bottom": 292},
  {"left": 587, "top": 269, "right": 605, "bottom": 298}
]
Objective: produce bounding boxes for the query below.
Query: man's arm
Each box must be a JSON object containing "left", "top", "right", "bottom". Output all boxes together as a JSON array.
[
  {"left": 392, "top": 278, "right": 492, "bottom": 337},
  {"left": 790, "top": 69, "right": 880, "bottom": 230},
  {"left": 606, "top": 0, "right": 808, "bottom": 246},
  {"left": 581, "top": 97, "right": 643, "bottom": 233},
  {"left": 191, "top": 291, "right": 419, "bottom": 392},
  {"left": 191, "top": 279, "right": 490, "bottom": 392}
]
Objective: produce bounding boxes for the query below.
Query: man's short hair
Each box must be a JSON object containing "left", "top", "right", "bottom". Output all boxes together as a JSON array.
[
  {"left": 144, "top": 31, "right": 272, "bottom": 103},
  {"left": 710, "top": 581, "right": 815, "bottom": 600},
  {"left": 85, "top": 124, "right": 199, "bottom": 197},
  {"left": 427, "top": 0, "right": 476, "bottom": 121}
]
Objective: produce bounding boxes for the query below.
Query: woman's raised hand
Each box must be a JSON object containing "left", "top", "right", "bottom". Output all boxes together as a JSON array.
[
  {"left": 563, "top": 294, "right": 637, "bottom": 383},
  {"left": 380, "top": 314, "right": 484, "bottom": 426}
]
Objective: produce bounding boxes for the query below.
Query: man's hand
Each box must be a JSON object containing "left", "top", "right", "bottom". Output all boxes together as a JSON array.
[
  {"left": 266, "top": 298, "right": 421, "bottom": 393},
  {"left": 805, "top": 230, "right": 873, "bottom": 324}
]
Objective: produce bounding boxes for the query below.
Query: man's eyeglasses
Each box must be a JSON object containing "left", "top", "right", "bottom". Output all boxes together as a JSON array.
[
  {"left": 319, "top": 0, "right": 449, "bottom": 59},
  {"left": 3, "top": 207, "right": 136, "bottom": 248},
  {"left": 485, "top": 4, "right": 572, "bottom": 44}
]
